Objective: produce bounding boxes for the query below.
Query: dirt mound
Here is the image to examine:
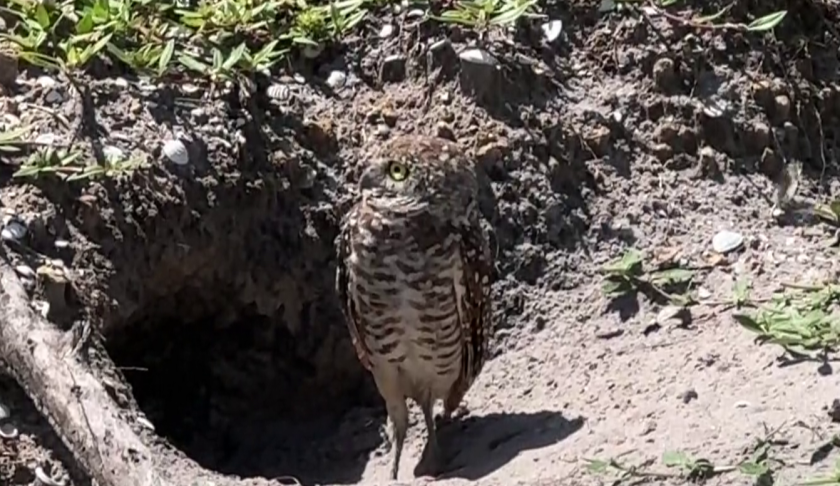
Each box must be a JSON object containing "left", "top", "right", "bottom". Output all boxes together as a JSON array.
[{"left": 1, "top": 0, "right": 840, "bottom": 485}]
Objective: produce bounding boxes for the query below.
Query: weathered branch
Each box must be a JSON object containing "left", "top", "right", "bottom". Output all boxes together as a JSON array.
[{"left": 0, "top": 253, "right": 165, "bottom": 486}]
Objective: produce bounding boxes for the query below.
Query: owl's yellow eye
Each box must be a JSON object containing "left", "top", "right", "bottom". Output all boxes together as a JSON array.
[{"left": 387, "top": 161, "right": 409, "bottom": 181}]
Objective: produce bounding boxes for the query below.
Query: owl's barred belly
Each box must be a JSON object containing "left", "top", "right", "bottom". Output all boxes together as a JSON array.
[{"left": 352, "top": 251, "right": 466, "bottom": 401}]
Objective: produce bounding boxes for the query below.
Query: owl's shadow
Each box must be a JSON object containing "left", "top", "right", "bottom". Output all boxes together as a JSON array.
[{"left": 437, "top": 410, "right": 585, "bottom": 480}]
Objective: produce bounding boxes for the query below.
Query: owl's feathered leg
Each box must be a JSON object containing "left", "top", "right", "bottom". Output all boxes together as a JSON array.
[
  {"left": 386, "top": 399, "right": 409, "bottom": 481},
  {"left": 413, "top": 395, "right": 443, "bottom": 477}
]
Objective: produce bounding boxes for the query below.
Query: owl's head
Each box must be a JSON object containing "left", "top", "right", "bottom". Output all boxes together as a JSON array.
[{"left": 358, "top": 135, "right": 477, "bottom": 216}]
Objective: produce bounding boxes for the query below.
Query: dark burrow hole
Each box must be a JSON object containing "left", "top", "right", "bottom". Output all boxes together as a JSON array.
[{"left": 105, "top": 283, "right": 387, "bottom": 484}]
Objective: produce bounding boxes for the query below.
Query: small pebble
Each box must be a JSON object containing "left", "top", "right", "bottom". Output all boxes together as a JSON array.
[
  {"left": 102, "top": 145, "right": 124, "bottom": 162},
  {"left": 302, "top": 44, "right": 323, "bottom": 59},
  {"left": 429, "top": 39, "right": 451, "bottom": 52},
  {"left": 734, "top": 400, "right": 750, "bottom": 408},
  {"left": 35, "top": 76, "right": 57, "bottom": 89},
  {"left": 35, "top": 133, "right": 57, "bottom": 145},
  {"left": 326, "top": 70, "right": 347, "bottom": 89},
  {"left": 44, "top": 90, "right": 63, "bottom": 104},
  {"left": 162, "top": 139, "right": 189, "bottom": 165},
  {"left": 0, "top": 401, "right": 9, "bottom": 420},
  {"left": 678, "top": 389, "right": 698, "bottom": 404},
  {"left": 712, "top": 230, "right": 744, "bottom": 254},
  {"left": 656, "top": 305, "right": 683, "bottom": 325},
  {"left": 54, "top": 239, "right": 70, "bottom": 249}
]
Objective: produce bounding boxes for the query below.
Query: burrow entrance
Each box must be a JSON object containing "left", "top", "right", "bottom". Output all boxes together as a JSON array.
[{"left": 101, "top": 200, "right": 386, "bottom": 484}]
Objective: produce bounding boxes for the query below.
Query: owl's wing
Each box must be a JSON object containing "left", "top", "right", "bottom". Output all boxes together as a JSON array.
[
  {"left": 447, "top": 217, "right": 493, "bottom": 410},
  {"left": 336, "top": 208, "right": 373, "bottom": 371}
]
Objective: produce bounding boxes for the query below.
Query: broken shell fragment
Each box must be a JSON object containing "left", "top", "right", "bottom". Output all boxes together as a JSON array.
[
  {"left": 541, "top": 20, "right": 563, "bottom": 43},
  {"left": 0, "top": 422, "right": 18, "bottom": 439},
  {"left": 14, "top": 264, "right": 35, "bottom": 278},
  {"left": 34, "top": 466, "right": 65, "bottom": 486},
  {"left": 162, "top": 139, "right": 189, "bottom": 165},
  {"left": 459, "top": 48, "right": 499, "bottom": 67},
  {"left": 267, "top": 83, "right": 291, "bottom": 101},
  {"left": 1, "top": 220, "right": 26, "bottom": 242}
]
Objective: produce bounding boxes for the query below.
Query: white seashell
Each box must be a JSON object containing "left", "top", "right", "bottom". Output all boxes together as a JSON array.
[
  {"left": 293, "top": 73, "right": 306, "bottom": 84},
  {"left": 379, "top": 24, "right": 394, "bottom": 38},
  {"left": 113, "top": 78, "right": 129, "bottom": 89},
  {"left": 14, "top": 265, "right": 35, "bottom": 278},
  {"left": 266, "top": 83, "right": 291, "bottom": 100},
  {"left": 541, "top": 20, "right": 563, "bottom": 42},
  {"left": 0, "top": 401, "right": 9, "bottom": 420},
  {"left": 712, "top": 230, "right": 744, "bottom": 254},
  {"left": 102, "top": 145, "right": 124, "bottom": 162},
  {"left": 136, "top": 416, "right": 155, "bottom": 431},
  {"left": 1, "top": 220, "right": 26, "bottom": 242},
  {"left": 36, "top": 76, "right": 57, "bottom": 88},
  {"left": 326, "top": 70, "right": 347, "bottom": 89},
  {"left": 0, "top": 422, "right": 18, "bottom": 439},
  {"left": 54, "top": 239, "right": 70, "bottom": 249},
  {"left": 34, "top": 466, "right": 64, "bottom": 486},
  {"left": 459, "top": 48, "right": 499, "bottom": 66},
  {"left": 162, "top": 139, "right": 189, "bottom": 165}
]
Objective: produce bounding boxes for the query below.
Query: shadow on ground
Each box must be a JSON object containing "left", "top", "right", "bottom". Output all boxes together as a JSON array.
[{"left": 439, "top": 411, "right": 584, "bottom": 480}]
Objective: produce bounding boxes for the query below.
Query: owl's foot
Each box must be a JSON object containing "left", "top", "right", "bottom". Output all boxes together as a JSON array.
[
  {"left": 413, "top": 439, "right": 444, "bottom": 478},
  {"left": 436, "top": 403, "right": 470, "bottom": 427}
]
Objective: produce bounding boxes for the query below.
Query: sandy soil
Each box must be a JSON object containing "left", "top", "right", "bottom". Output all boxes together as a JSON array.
[{"left": 1, "top": 0, "right": 840, "bottom": 485}]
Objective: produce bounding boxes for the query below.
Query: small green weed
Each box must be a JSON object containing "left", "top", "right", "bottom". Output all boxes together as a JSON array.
[
  {"left": 598, "top": 0, "right": 787, "bottom": 33},
  {"left": 12, "top": 146, "right": 143, "bottom": 182},
  {"left": 601, "top": 248, "right": 696, "bottom": 306},
  {"left": 0, "top": 126, "right": 32, "bottom": 155},
  {"left": 436, "top": 0, "right": 539, "bottom": 32},
  {"left": 0, "top": 0, "right": 370, "bottom": 82},
  {"left": 585, "top": 424, "right": 787, "bottom": 486},
  {"left": 734, "top": 282, "right": 840, "bottom": 360}
]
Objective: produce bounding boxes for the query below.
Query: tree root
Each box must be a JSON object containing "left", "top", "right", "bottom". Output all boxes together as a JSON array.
[{"left": 0, "top": 254, "right": 164, "bottom": 486}]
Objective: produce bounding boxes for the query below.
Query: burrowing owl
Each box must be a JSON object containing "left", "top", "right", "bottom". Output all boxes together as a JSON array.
[{"left": 336, "top": 135, "right": 493, "bottom": 480}]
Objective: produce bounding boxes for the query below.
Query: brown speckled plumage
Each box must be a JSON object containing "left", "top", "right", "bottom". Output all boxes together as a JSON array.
[{"left": 336, "top": 135, "right": 493, "bottom": 479}]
